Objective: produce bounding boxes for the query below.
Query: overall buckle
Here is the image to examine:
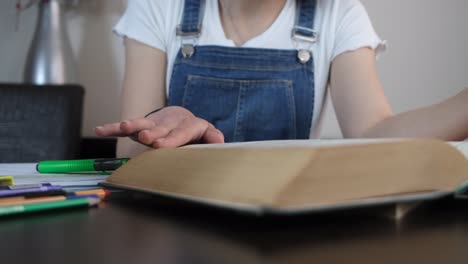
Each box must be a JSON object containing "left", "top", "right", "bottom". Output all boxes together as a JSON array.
[
  {"left": 291, "top": 27, "right": 318, "bottom": 64},
  {"left": 176, "top": 25, "right": 201, "bottom": 59}
]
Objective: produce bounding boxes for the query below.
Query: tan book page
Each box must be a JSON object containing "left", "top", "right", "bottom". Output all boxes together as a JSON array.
[
  {"left": 108, "top": 139, "right": 396, "bottom": 206},
  {"left": 108, "top": 147, "right": 317, "bottom": 206},
  {"left": 276, "top": 140, "right": 468, "bottom": 208},
  {"left": 108, "top": 139, "right": 468, "bottom": 210}
]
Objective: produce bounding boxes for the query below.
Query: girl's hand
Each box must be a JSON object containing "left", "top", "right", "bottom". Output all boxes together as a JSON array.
[{"left": 95, "top": 106, "right": 225, "bottom": 148}]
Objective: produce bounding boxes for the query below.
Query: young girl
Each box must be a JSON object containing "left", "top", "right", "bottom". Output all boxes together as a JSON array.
[{"left": 95, "top": 0, "right": 468, "bottom": 158}]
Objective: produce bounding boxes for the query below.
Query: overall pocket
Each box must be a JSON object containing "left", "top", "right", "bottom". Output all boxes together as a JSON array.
[{"left": 182, "top": 75, "right": 296, "bottom": 142}]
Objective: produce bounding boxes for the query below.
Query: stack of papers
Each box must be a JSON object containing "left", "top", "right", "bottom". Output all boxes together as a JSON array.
[
  {"left": 450, "top": 141, "right": 468, "bottom": 158},
  {"left": 0, "top": 163, "right": 108, "bottom": 189}
]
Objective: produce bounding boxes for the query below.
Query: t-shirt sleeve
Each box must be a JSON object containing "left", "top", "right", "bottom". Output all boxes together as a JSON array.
[
  {"left": 331, "top": 0, "right": 386, "bottom": 60},
  {"left": 113, "top": 0, "right": 167, "bottom": 52}
]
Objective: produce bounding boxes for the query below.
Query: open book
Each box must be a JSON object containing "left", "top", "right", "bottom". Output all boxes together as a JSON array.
[{"left": 103, "top": 139, "right": 468, "bottom": 215}]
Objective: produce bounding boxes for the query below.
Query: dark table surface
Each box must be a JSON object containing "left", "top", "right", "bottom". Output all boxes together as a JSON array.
[{"left": 2, "top": 192, "right": 468, "bottom": 264}]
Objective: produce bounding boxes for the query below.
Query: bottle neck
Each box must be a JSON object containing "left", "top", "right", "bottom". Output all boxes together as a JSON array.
[{"left": 36, "top": 0, "right": 65, "bottom": 35}]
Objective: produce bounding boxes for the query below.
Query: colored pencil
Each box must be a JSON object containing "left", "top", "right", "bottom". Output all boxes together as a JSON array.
[
  {"left": 0, "top": 194, "right": 100, "bottom": 207},
  {"left": 71, "top": 189, "right": 110, "bottom": 199},
  {"left": 0, "top": 197, "right": 100, "bottom": 216},
  {"left": 0, "top": 183, "right": 51, "bottom": 190},
  {"left": 0, "top": 185, "right": 62, "bottom": 198},
  {"left": 0, "top": 196, "right": 63, "bottom": 206}
]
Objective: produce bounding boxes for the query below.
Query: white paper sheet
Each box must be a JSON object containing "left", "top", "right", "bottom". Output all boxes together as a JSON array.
[
  {"left": 187, "top": 139, "right": 468, "bottom": 159},
  {"left": 0, "top": 163, "right": 108, "bottom": 187},
  {"left": 449, "top": 141, "right": 468, "bottom": 159}
]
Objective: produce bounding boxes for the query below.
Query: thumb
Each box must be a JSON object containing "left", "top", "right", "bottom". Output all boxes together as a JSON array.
[{"left": 202, "top": 124, "right": 224, "bottom": 143}]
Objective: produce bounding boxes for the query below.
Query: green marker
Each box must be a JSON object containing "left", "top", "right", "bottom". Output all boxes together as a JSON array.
[
  {"left": 0, "top": 197, "right": 100, "bottom": 217},
  {"left": 36, "top": 158, "right": 129, "bottom": 173}
]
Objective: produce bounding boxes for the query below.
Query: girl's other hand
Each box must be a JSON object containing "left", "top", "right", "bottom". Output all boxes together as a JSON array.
[{"left": 95, "top": 106, "right": 225, "bottom": 148}]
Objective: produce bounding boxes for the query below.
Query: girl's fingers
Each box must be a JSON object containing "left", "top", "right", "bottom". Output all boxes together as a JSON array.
[
  {"left": 120, "top": 118, "right": 156, "bottom": 134},
  {"left": 95, "top": 118, "right": 156, "bottom": 137},
  {"left": 96, "top": 112, "right": 224, "bottom": 149},
  {"left": 203, "top": 125, "right": 225, "bottom": 144},
  {"left": 95, "top": 122, "right": 125, "bottom": 137},
  {"left": 128, "top": 132, "right": 140, "bottom": 143},
  {"left": 137, "top": 126, "right": 171, "bottom": 145},
  {"left": 153, "top": 128, "right": 191, "bottom": 148},
  {"left": 153, "top": 118, "right": 207, "bottom": 148}
]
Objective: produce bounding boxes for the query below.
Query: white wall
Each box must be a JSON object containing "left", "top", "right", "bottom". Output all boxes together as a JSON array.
[
  {"left": 0, "top": 0, "right": 126, "bottom": 137},
  {"left": 322, "top": 0, "right": 468, "bottom": 138},
  {"left": 0, "top": 0, "right": 467, "bottom": 138}
]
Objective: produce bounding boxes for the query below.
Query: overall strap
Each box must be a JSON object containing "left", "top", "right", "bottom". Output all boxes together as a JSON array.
[
  {"left": 292, "top": 0, "right": 318, "bottom": 64},
  {"left": 176, "top": 0, "right": 206, "bottom": 58}
]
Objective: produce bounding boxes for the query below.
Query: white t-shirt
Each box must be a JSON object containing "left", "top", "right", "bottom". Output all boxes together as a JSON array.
[{"left": 114, "top": 0, "right": 385, "bottom": 138}]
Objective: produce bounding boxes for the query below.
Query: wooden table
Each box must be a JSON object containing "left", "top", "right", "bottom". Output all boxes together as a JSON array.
[{"left": 1, "top": 193, "right": 468, "bottom": 264}]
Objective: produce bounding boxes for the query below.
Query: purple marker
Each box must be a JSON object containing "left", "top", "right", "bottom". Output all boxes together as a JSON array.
[
  {"left": 0, "top": 185, "right": 63, "bottom": 198},
  {"left": 0, "top": 183, "right": 52, "bottom": 190},
  {"left": 66, "top": 194, "right": 100, "bottom": 200}
]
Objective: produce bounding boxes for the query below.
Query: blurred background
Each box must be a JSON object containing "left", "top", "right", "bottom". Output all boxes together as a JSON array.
[{"left": 0, "top": 0, "right": 467, "bottom": 139}]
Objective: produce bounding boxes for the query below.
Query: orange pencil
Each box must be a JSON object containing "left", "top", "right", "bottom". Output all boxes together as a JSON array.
[
  {"left": 72, "top": 189, "right": 110, "bottom": 199},
  {"left": 0, "top": 189, "right": 108, "bottom": 207},
  {"left": 0, "top": 195, "right": 66, "bottom": 206},
  {"left": 0, "top": 196, "right": 26, "bottom": 205}
]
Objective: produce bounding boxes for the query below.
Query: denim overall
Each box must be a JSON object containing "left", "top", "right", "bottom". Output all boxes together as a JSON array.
[{"left": 168, "top": 0, "right": 318, "bottom": 142}]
